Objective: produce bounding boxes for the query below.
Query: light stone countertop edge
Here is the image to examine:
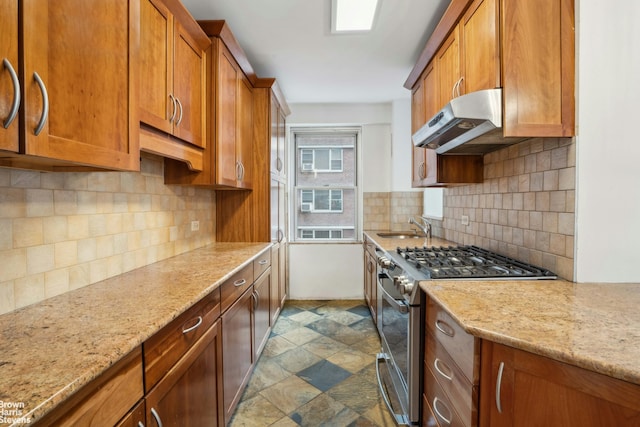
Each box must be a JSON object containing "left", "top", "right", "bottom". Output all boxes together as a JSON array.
[{"left": 0, "top": 241, "right": 272, "bottom": 424}]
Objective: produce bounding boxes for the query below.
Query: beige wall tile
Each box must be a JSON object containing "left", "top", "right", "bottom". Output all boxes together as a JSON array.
[
  {"left": 27, "top": 245, "right": 55, "bottom": 275},
  {"left": 441, "top": 137, "right": 576, "bottom": 281},
  {"left": 14, "top": 274, "right": 45, "bottom": 309},
  {"left": 13, "top": 218, "right": 44, "bottom": 247}
]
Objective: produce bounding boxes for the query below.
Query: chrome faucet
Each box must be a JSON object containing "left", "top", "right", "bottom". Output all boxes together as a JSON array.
[{"left": 408, "top": 216, "right": 432, "bottom": 239}]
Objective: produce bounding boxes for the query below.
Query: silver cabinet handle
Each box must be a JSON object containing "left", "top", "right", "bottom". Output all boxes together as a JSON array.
[
  {"left": 433, "top": 357, "right": 453, "bottom": 381},
  {"left": 150, "top": 407, "right": 163, "bottom": 427},
  {"left": 433, "top": 397, "right": 452, "bottom": 425},
  {"left": 276, "top": 157, "right": 283, "bottom": 172},
  {"left": 168, "top": 94, "right": 177, "bottom": 122},
  {"left": 181, "top": 316, "right": 203, "bottom": 334},
  {"left": 435, "top": 319, "right": 455, "bottom": 337},
  {"left": 236, "top": 161, "right": 242, "bottom": 181},
  {"left": 258, "top": 259, "right": 268, "bottom": 265},
  {"left": 418, "top": 162, "right": 426, "bottom": 179},
  {"left": 2, "top": 58, "right": 20, "bottom": 129},
  {"left": 251, "top": 290, "right": 258, "bottom": 311},
  {"left": 137, "top": 422, "right": 145, "bottom": 427},
  {"left": 496, "top": 361, "right": 505, "bottom": 414},
  {"left": 33, "top": 72, "right": 48, "bottom": 136},
  {"left": 277, "top": 229, "right": 284, "bottom": 243},
  {"left": 175, "top": 97, "right": 183, "bottom": 126},
  {"left": 233, "top": 278, "right": 247, "bottom": 287},
  {"left": 451, "top": 76, "right": 464, "bottom": 99},
  {"left": 239, "top": 162, "right": 245, "bottom": 181}
]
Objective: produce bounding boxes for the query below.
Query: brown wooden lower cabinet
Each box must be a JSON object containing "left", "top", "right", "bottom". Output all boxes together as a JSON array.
[
  {"left": 479, "top": 341, "right": 640, "bottom": 427},
  {"left": 145, "top": 320, "right": 223, "bottom": 427},
  {"left": 222, "top": 286, "right": 255, "bottom": 424},
  {"left": 36, "top": 348, "right": 144, "bottom": 427},
  {"left": 254, "top": 267, "right": 272, "bottom": 359},
  {"left": 115, "top": 400, "right": 145, "bottom": 427}
]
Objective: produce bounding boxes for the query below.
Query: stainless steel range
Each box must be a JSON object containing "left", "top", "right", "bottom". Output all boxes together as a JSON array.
[{"left": 375, "top": 245, "right": 556, "bottom": 425}]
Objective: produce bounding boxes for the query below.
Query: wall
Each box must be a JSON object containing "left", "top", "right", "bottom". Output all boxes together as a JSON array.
[
  {"left": 574, "top": 0, "right": 640, "bottom": 282},
  {"left": 287, "top": 103, "right": 393, "bottom": 299},
  {"left": 440, "top": 138, "right": 576, "bottom": 281},
  {"left": 0, "top": 153, "right": 216, "bottom": 315}
]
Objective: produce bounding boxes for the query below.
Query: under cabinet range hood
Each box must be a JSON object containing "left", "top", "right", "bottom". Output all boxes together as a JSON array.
[{"left": 412, "top": 88, "right": 528, "bottom": 155}]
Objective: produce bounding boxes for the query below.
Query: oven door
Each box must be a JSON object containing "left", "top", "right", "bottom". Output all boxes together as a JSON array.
[{"left": 376, "top": 268, "right": 411, "bottom": 425}]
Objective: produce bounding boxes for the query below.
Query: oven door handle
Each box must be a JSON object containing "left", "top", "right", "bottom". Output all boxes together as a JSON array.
[
  {"left": 376, "top": 352, "right": 410, "bottom": 426},
  {"left": 379, "top": 279, "right": 409, "bottom": 314}
]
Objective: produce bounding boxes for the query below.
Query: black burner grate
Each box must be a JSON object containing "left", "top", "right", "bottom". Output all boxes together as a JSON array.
[{"left": 396, "top": 245, "right": 557, "bottom": 279}]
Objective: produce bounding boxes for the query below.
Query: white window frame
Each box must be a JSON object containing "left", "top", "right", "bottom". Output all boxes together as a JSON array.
[{"left": 290, "top": 127, "right": 362, "bottom": 243}]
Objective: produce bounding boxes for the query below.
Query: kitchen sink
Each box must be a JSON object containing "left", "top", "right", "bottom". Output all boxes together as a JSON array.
[{"left": 376, "top": 232, "right": 424, "bottom": 239}]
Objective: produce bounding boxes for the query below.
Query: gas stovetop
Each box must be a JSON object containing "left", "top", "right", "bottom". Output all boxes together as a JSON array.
[{"left": 395, "top": 245, "right": 557, "bottom": 280}]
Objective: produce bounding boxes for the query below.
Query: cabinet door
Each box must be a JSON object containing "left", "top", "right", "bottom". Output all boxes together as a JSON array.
[
  {"left": 270, "top": 243, "right": 281, "bottom": 324},
  {"left": 437, "top": 25, "right": 461, "bottom": 106},
  {"left": 21, "top": 0, "right": 139, "bottom": 170},
  {"left": 253, "top": 268, "right": 271, "bottom": 358},
  {"left": 140, "top": 0, "right": 173, "bottom": 135},
  {"left": 236, "top": 74, "right": 253, "bottom": 188},
  {"left": 0, "top": 0, "right": 19, "bottom": 152},
  {"left": 146, "top": 321, "right": 223, "bottom": 427},
  {"left": 222, "top": 287, "right": 254, "bottom": 424},
  {"left": 216, "top": 43, "right": 239, "bottom": 187},
  {"left": 278, "top": 240, "right": 287, "bottom": 309},
  {"left": 172, "top": 20, "right": 206, "bottom": 148},
  {"left": 411, "top": 77, "right": 427, "bottom": 187},
  {"left": 501, "top": 0, "right": 575, "bottom": 137},
  {"left": 460, "top": 0, "right": 500, "bottom": 94},
  {"left": 480, "top": 341, "right": 640, "bottom": 427}
]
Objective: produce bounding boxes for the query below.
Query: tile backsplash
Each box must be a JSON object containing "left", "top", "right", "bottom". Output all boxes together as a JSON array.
[
  {"left": 440, "top": 137, "right": 576, "bottom": 281},
  {"left": 363, "top": 191, "right": 423, "bottom": 231},
  {"left": 364, "top": 138, "right": 576, "bottom": 281},
  {"left": 0, "top": 153, "right": 215, "bottom": 315}
]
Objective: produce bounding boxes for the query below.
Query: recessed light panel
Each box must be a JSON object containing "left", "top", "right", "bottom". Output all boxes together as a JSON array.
[{"left": 331, "top": 0, "right": 380, "bottom": 33}]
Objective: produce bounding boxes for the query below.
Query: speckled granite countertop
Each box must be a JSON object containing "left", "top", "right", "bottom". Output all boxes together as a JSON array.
[
  {"left": 364, "top": 231, "right": 640, "bottom": 386},
  {"left": 0, "top": 242, "right": 271, "bottom": 424},
  {"left": 422, "top": 280, "right": 640, "bottom": 385}
]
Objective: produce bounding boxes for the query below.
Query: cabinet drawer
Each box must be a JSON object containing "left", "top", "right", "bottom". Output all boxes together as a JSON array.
[
  {"left": 253, "top": 250, "right": 271, "bottom": 279},
  {"left": 426, "top": 333, "right": 478, "bottom": 425},
  {"left": 220, "top": 263, "right": 254, "bottom": 313},
  {"left": 144, "top": 290, "right": 221, "bottom": 390},
  {"left": 426, "top": 297, "right": 479, "bottom": 383},
  {"left": 424, "top": 365, "right": 470, "bottom": 427}
]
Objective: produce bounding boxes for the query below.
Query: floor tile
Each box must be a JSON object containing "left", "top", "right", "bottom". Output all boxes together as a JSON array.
[
  {"left": 231, "top": 300, "right": 396, "bottom": 426},
  {"left": 259, "top": 375, "right": 322, "bottom": 414},
  {"left": 297, "top": 359, "right": 352, "bottom": 392},
  {"left": 272, "top": 346, "right": 322, "bottom": 373},
  {"left": 290, "top": 394, "right": 360, "bottom": 427}
]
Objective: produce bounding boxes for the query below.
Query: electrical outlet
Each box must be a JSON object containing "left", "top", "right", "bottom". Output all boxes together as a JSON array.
[
  {"left": 191, "top": 220, "right": 200, "bottom": 231},
  {"left": 461, "top": 215, "right": 469, "bottom": 226}
]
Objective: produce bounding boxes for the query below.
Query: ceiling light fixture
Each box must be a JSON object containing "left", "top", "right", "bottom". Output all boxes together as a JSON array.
[{"left": 331, "top": 0, "right": 381, "bottom": 33}]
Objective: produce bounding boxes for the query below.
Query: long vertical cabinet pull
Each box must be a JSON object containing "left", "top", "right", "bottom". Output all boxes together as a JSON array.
[
  {"left": 175, "top": 97, "right": 183, "bottom": 126},
  {"left": 33, "top": 72, "right": 49, "bottom": 136},
  {"left": 496, "top": 361, "right": 505, "bottom": 414},
  {"left": 168, "top": 94, "right": 177, "bottom": 123},
  {"left": 150, "top": 407, "right": 163, "bottom": 427},
  {"left": 137, "top": 422, "right": 145, "bottom": 427},
  {"left": 2, "top": 58, "right": 20, "bottom": 129}
]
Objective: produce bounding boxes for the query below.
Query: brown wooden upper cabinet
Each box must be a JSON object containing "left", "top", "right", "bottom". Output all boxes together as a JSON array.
[
  {"left": 139, "top": 0, "right": 209, "bottom": 171},
  {"left": 165, "top": 21, "right": 255, "bottom": 189},
  {"left": 0, "top": 0, "right": 140, "bottom": 171},
  {"left": 407, "top": 0, "right": 574, "bottom": 187}
]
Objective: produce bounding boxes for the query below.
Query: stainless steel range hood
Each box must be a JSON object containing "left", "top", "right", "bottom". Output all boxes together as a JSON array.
[{"left": 412, "top": 88, "right": 528, "bottom": 155}]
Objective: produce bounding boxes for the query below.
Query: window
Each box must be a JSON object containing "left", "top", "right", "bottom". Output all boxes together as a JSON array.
[
  {"left": 300, "top": 148, "right": 343, "bottom": 172},
  {"left": 300, "top": 189, "right": 343, "bottom": 212},
  {"left": 292, "top": 128, "right": 359, "bottom": 242}
]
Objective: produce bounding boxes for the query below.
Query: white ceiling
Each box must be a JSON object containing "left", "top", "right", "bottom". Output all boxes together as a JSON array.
[{"left": 180, "top": 0, "right": 449, "bottom": 104}]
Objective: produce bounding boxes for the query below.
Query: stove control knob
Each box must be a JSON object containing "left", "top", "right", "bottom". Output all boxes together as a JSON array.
[
  {"left": 398, "top": 279, "right": 414, "bottom": 295},
  {"left": 392, "top": 275, "right": 406, "bottom": 287},
  {"left": 378, "top": 256, "right": 392, "bottom": 268}
]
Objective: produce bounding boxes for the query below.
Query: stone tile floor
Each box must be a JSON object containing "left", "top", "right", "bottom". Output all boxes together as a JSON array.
[{"left": 229, "top": 300, "right": 397, "bottom": 426}]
